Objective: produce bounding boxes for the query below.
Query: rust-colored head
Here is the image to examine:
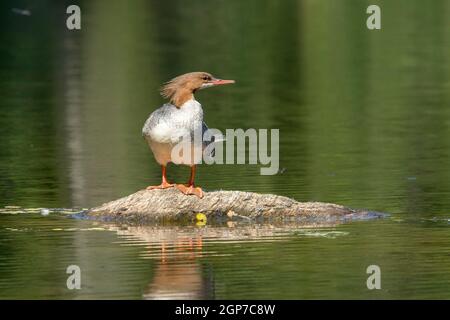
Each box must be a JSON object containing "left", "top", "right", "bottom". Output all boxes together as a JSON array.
[{"left": 160, "top": 72, "right": 235, "bottom": 107}]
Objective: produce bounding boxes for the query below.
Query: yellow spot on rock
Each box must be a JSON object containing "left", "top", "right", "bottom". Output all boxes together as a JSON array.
[{"left": 195, "top": 213, "right": 207, "bottom": 226}]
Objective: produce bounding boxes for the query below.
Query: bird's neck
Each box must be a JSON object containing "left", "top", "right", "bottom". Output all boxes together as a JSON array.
[{"left": 172, "top": 87, "right": 195, "bottom": 108}]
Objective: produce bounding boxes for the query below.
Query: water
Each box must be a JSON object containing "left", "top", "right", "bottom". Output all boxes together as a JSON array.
[{"left": 0, "top": 0, "right": 449, "bottom": 299}]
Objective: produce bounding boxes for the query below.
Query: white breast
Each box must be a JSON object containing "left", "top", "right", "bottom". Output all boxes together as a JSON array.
[
  {"left": 143, "top": 99, "right": 204, "bottom": 166},
  {"left": 147, "top": 99, "right": 203, "bottom": 144}
]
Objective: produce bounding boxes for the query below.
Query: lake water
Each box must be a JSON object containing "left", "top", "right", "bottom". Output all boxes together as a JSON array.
[{"left": 0, "top": 0, "right": 449, "bottom": 299}]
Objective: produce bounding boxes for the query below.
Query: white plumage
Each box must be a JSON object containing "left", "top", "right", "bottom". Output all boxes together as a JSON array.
[{"left": 142, "top": 99, "right": 207, "bottom": 166}]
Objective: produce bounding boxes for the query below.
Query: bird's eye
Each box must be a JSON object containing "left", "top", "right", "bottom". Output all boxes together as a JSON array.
[{"left": 202, "top": 76, "right": 210, "bottom": 81}]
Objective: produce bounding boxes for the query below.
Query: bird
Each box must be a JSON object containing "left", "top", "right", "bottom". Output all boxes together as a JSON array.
[{"left": 142, "top": 72, "right": 235, "bottom": 198}]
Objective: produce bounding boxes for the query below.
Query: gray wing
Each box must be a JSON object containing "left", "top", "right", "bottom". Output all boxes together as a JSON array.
[{"left": 142, "top": 104, "right": 176, "bottom": 137}]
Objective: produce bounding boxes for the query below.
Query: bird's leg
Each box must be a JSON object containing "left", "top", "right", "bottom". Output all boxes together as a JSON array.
[
  {"left": 176, "top": 165, "right": 204, "bottom": 198},
  {"left": 146, "top": 165, "right": 174, "bottom": 190}
]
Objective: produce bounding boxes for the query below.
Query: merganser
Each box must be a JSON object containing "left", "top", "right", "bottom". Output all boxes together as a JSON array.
[{"left": 142, "top": 72, "right": 235, "bottom": 198}]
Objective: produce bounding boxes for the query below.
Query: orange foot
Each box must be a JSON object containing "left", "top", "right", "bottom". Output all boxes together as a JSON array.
[
  {"left": 176, "top": 184, "right": 204, "bottom": 199},
  {"left": 146, "top": 181, "right": 174, "bottom": 190}
]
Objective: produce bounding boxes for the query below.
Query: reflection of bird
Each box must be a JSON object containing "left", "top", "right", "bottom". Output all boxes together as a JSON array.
[
  {"left": 142, "top": 72, "right": 234, "bottom": 198},
  {"left": 144, "top": 261, "right": 206, "bottom": 300},
  {"left": 143, "top": 237, "right": 215, "bottom": 300}
]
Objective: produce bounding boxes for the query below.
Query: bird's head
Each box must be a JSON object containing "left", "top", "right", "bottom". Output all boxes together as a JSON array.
[{"left": 160, "top": 72, "right": 235, "bottom": 107}]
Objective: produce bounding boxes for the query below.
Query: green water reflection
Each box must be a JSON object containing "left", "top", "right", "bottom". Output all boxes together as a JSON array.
[{"left": 0, "top": 0, "right": 449, "bottom": 299}]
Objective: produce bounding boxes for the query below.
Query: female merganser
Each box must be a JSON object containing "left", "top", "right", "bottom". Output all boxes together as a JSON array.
[{"left": 142, "top": 72, "right": 235, "bottom": 198}]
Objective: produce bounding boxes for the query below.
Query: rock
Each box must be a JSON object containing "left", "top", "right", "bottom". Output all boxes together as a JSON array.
[{"left": 87, "top": 188, "right": 382, "bottom": 223}]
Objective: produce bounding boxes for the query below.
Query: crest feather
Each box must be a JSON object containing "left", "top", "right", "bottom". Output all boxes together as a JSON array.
[{"left": 159, "top": 72, "right": 211, "bottom": 107}]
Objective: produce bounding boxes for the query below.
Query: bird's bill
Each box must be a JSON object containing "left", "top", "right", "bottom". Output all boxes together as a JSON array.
[
  {"left": 209, "top": 79, "right": 235, "bottom": 86},
  {"left": 200, "top": 78, "right": 235, "bottom": 89}
]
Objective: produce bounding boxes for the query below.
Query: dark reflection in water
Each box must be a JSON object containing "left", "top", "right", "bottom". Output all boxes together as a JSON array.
[
  {"left": 0, "top": 0, "right": 449, "bottom": 299},
  {"left": 111, "top": 223, "right": 338, "bottom": 300},
  {"left": 142, "top": 237, "right": 213, "bottom": 300},
  {"left": 1, "top": 212, "right": 449, "bottom": 299},
  {"left": 114, "top": 225, "right": 215, "bottom": 300}
]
